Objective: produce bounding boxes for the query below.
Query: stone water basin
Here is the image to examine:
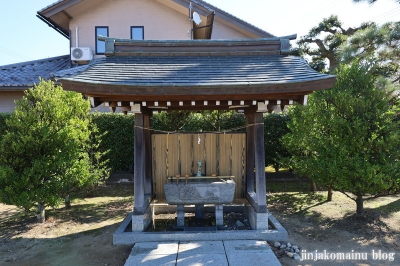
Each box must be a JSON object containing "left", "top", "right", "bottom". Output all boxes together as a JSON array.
[{"left": 164, "top": 178, "right": 236, "bottom": 205}]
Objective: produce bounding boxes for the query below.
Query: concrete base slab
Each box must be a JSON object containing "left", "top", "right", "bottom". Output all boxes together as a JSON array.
[{"left": 114, "top": 211, "right": 288, "bottom": 245}]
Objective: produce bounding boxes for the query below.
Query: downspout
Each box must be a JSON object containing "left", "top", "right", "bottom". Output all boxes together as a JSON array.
[
  {"left": 76, "top": 27, "right": 79, "bottom": 47},
  {"left": 189, "top": 2, "right": 193, "bottom": 40}
]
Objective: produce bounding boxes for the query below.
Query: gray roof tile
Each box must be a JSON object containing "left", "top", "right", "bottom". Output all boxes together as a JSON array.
[
  {"left": 0, "top": 55, "right": 71, "bottom": 88},
  {"left": 57, "top": 55, "right": 334, "bottom": 87}
]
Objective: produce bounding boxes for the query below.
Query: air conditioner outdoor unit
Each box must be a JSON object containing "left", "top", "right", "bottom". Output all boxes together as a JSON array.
[{"left": 71, "top": 47, "right": 93, "bottom": 61}]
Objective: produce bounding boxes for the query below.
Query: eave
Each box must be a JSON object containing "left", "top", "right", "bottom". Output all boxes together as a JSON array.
[{"left": 55, "top": 38, "right": 335, "bottom": 111}]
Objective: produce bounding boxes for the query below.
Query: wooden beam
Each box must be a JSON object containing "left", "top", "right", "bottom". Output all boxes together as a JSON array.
[
  {"left": 61, "top": 78, "right": 333, "bottom": 99},
  {"left": 84, "top": 92, "right": 308, "bottom": 103}
]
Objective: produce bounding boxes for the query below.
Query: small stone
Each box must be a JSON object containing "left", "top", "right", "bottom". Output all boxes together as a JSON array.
[
  {"left": 274, "top": 242, "right": 280, "bottom": 248},
  {"left": 287, "top": 243, "right": 292, "bottom": 248},
  {"left": 295, "top": 248, "right": 300, "bottom": 253},
  {"left": 292, "top": 245, "right": 298, "bottom": 249},
  {"left": 236, "top": 220, "right": 244, "bottom": 227},
  {"left": 290, "top": 248, "right": 294, "bottom": 253},
  {"left": 280, "top": 244, "right": 287, "bottom": 249},
  {"left": 293, "top": 254, "right": 301, "bottom": 260},
  {"left": 243, "top": 219, "right": 248, "bottom": 223},
  {"left": 287, "top": 252, "right": 294, "bottom": 258}
]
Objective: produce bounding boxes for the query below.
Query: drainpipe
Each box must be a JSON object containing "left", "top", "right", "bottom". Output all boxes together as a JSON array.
[{"left": 76, "top": 27, "right": 79, "bottom": 47}]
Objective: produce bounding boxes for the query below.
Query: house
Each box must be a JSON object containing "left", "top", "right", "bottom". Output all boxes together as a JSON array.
[{"left": 0, "top": 0, "right": 277, "bottom": 113}]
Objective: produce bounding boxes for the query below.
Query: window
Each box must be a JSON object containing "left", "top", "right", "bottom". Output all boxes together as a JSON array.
[
  {"left": 131, "top": 26, "right": 144, "bottom": 40},
  {"left": 95, "top": 26, "right": 109, "bottom": 54}
]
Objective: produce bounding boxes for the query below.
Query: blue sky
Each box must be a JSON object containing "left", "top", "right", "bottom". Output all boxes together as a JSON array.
[{"left": 0, "top": 0, "right": 399, "bottom": 66}]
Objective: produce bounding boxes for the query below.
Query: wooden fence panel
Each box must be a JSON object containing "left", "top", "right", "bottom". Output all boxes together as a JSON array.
[{"left": 152, "top": 133, "right": 246, "bottom": 200}]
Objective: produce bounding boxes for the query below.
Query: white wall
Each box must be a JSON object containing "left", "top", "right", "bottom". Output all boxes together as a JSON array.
[{"left": 0, "top": 91, "right": 24, "bottom": 113}]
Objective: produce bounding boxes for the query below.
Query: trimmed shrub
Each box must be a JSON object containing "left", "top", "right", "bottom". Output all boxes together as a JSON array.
[
  {"left": 90, "top": 113, "right": 135, "bottom": 172},
  {"left": 0, "top": 113, "right": 11, "bottom": 140},
  {"left": 264, "top": 113, "right": 290, "bottom": 171}
]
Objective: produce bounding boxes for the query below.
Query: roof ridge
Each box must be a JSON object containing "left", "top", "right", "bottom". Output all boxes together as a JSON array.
[
  {"left": 190, "top": 0, "right": 276, "bottom": 37},
  {"left": 37, "top": 0, "right": 67, "bottom": 13},
  {"left": 0, "top": 55, "right": 70, "bottom": 69}
]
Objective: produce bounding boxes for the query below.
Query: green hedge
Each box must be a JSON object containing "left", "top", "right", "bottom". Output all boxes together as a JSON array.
[
  {"left": 1, "top": 111, "right": 290, "bottom": 173},
  {"left": 264, "top": 113, "right": 291, "bottom": 171},
  {"left": 0, "top": 113, "right": 11, "bottom": 138},
  {"left": 90, "top": 113, "right": 135, "bottom": 172}
]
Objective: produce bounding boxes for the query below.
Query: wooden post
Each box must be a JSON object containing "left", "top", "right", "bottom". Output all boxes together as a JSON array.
[
  {"left": 254, "top": 112, "right": 267, "bottom": 212},
  {"left": 143, "top": 113, "right": 152, "bottom": 196},
  {"left": 134, "top": 113, "right": 145, "bottom": 214},
  {"left": 245, "top": 113, "right": 255, "bottom": 193}
]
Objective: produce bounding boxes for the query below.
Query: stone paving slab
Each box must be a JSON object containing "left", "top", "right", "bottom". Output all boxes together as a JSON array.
[
  {"left": 226, "top": 252, "right": 281, "bottom": 266},
  {"left": 178, "top": 241, "right": 225, "bottom": 255},
  {"left": 224, "top": 240, "right": 281, "bottom": 266},
  {"left": 125, "top": 242, "right": 179, "bottom": 266},
  {"left": 124, "top": 240, "right": 281, "bottom": 266},
  {"left": 177, "top": 253, "right": 229, "bottom": 266},
  {"left": 131, "top": 241, "right": 179, "bottom": 255},
  {"left": 125, "top": 254, "right": 177, "bottom": 266},
  {"left": 223, "top": 240, "right": 272, "bottom": 253}
]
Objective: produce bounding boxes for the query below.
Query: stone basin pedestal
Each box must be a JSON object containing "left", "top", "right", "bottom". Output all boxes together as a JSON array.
[{"left": 164, "top": 178, "right": 235, "bottom": 226}]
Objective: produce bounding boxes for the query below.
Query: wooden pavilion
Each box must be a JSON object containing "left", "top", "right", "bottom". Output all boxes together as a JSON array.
[{"left": 57, "top": 37, "right": 335, "bottom": 231}]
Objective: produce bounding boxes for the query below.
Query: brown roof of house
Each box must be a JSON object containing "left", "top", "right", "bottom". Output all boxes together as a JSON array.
[{"left": 37, "top": 0, "right": 276, "bottom": 39}]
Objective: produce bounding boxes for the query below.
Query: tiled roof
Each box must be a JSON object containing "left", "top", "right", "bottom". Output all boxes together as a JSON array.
[
  {"left": 57, "top": 55, "right": 334, "bottom": 88},
  {"left": 0, "top": 55, "right": 71, "bottom": 88}
]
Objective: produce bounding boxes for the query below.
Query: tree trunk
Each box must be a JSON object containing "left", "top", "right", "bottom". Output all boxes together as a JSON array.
[
  {"left": 65, "top": 195, "right": 71, "bottom": 209},
  {"left": 327, "top": 186, "right": 333, "bottom": 201},
  {"left": 36, "top": 203, "right": 45, "bottom": 223},
  {"left": 310, "top": 181, "right": 317, "bottom": 192},
  {"left": 356, "top": 194, "right": 364, "bottom": 215}
]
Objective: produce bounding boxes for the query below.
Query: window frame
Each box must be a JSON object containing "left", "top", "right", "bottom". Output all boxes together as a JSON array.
[
  {"left": 95, "top": 26, "right": 109, "bottom": 55},
  {"left": 130, "top": 26, "right": 144, "bottom": 40}
]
